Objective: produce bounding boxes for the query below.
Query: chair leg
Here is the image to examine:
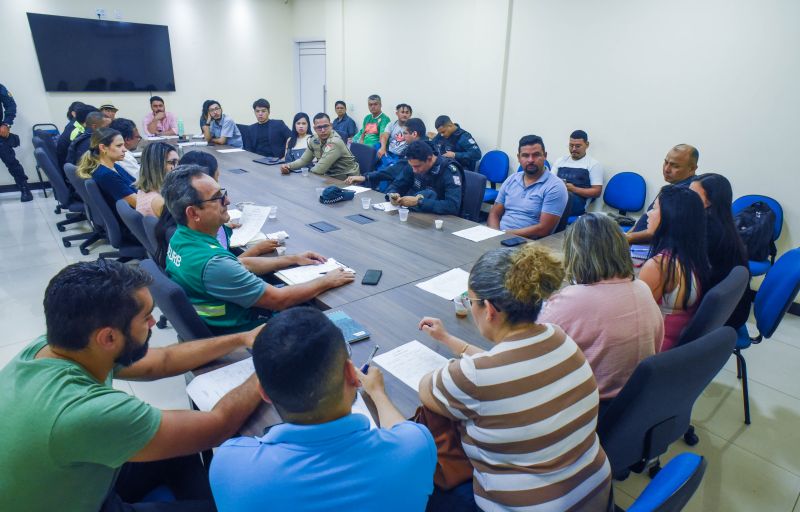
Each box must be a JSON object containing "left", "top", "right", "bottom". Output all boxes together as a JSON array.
[
  {"left": 734, "top": 349, "right": 751, "bottom": 425},
  {"left": 62, "top": 231, "right": 94, "bottom": 248},
  {"left": 736, "top": 353, "right": 742, "bottom": 379},
  {"left": 156, "top": 315, "right": 168, "bottom": 329},
  {"left": 35, "top": 166, "right": 48, "bottom": 199},
  {"left": 56, "top": 212, "right": 86, "bottom": 232},
  {"left": 78, "top": 231, "right": 104, "bottom": 256}
]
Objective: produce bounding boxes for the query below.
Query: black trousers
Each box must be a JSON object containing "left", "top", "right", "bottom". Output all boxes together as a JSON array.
[
  {"left": 100, "top": 455, "right": 216, "bottom": 512},
  {"left": 0, "top": 137, "right": 27, "bottom": 185}
]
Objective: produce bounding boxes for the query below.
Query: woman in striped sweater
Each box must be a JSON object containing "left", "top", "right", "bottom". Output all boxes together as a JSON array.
[{"left": 418, "top": 244, "right": 611, "bottom": 512}]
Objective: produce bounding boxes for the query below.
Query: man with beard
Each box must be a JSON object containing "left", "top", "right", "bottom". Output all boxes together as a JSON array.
[
  {"left": 202, "top": 99, "right": 243, "bottom": 148},
  {"left": 143, "top": 95, "right": 178, "bottom": 137},
  {"left": 487, "top": 134, "right": 568, "bottom": 239},
  {"left": 0, "top": 260, "right": 263, "bottom": 511}
]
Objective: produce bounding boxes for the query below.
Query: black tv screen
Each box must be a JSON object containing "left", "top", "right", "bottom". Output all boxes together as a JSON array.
[{"left": 27, "top": 13, "right": 176, "bottom": 92}]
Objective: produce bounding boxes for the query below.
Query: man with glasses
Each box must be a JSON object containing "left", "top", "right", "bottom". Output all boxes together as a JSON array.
[
  {"left": 162, "top": 166, "right": 354, "bottom": 335},
  {"left": 202, "top": 100, "right": 243, "bottom": 148},
  {"left": 281, "top": 113, "right": 360, "bottom": 179},
  {"left": 110, "top": 118, "right": 143, "bottom": 178},
  {"left": 210, "top": 307, "right": 436, "bottom": 511},
  {"left": 247, "top": 98, "right": 291, "bottom": 158}
]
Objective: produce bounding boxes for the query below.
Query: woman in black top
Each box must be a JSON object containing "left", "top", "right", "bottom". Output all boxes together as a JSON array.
[{"left": 690, "top": 173, "right": 751, "bottom": 327}]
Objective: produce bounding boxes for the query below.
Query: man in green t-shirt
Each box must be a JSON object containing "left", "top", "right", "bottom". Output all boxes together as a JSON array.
[
  {"left": 354, "top": 94, "right": 391, "bottom": 148},
  {"left": 0, "top": 260, "right": 264, "bottom": 511}
]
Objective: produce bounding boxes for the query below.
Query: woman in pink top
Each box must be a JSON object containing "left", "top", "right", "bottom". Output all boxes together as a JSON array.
[
  {"left": 539, "top": 213, "right": 664, "bottom": 405},
  {"left": 639, "top": 185, "right": 710, "bottom": 351},
  {"left": 134, "top": 142, "right": 179, "bottom": 217}
]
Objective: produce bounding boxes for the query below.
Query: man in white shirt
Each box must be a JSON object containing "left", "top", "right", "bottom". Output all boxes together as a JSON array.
[
  {"left": 551, "top": 130, "right": 603, "bottom": 217},
  {"left": 110, "top": 118, "right": 142, "bottom": 179}
]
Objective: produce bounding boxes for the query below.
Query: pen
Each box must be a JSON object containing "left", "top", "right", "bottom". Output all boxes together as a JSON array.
[{"left": 360, "top": 345, "right": 380, "bottom": 373}]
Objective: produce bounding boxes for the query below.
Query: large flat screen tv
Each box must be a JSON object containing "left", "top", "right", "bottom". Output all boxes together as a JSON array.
[{"left": 27, "top": 13, "right": 176, "bottom": 92}]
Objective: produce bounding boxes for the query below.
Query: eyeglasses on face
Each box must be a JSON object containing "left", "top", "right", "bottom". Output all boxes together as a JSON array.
[
  {"left": 315, "top": 123, "right": 331, "bottom": 130},
  {"left": 166, "top": 159, "right": 180, "bottom": 166},
  {"left": 196, "top": 188, "right": 227, "bottom": 206},
  {"left": 462, "top": 296, "right": 487, "bottom": 308}
]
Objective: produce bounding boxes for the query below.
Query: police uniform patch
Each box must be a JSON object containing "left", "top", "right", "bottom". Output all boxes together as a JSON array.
[
  {"left": 468, "top": 138, "right": 475, "bottom": 144},
  {"left": 323, "top": 143, "right": 333, "bottom": 152},
  {"left": 453, "top": 175, "right": 461, "bottom": 186}
]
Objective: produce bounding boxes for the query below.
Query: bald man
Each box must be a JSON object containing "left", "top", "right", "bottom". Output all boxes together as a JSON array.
[{"left": 626, "top": 144, "right": 699, "bottom": 245}]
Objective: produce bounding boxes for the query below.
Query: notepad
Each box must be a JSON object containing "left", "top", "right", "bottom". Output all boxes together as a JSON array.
[
  {"left": 452, "top": 225, "right": 505, "bottom": 242},
  {"left": 372, "top": 341, "right": 449, "bottom": 392},
  {"left": 274, "top": 258, "right": 355, "bottom": 285},
  {"left": 415, "top": 268, "right": 470, "bottom": 300},
  {"left": 186, "top": 358, "right": 254, "bottom": 412},
  {"left": 326, "top": 310, "right": 370, "bottom": 343},
  {"left": 343, "top": 185, "right": 371, "bottom": 194}
]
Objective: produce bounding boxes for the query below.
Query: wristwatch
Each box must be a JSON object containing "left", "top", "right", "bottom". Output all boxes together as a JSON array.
[{"left": 416, "top": 194, "right": 424, "bottom": 206}]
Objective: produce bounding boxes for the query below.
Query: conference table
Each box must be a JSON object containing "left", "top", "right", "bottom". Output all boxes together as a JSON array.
[{"left": 173, "top": 142, "right": 565, "bottom": 435}]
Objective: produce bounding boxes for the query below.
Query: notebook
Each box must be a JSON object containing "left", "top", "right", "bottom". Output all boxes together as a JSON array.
[{"left": 325, "top": 310, "right": 370, "bottom": 343}]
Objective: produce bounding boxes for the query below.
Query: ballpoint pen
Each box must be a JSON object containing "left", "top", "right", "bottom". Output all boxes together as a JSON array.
[{"left": 360, "top": 345, "right": 380, "bottom": 373}]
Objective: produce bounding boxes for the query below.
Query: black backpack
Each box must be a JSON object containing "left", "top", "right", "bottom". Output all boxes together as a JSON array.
[{"left": 734, "top": 201, "right": 776, "bottom": 262}]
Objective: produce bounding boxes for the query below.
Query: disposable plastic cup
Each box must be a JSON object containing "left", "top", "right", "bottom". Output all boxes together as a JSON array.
[
  {"left": 398, "top": 207, "right": 409, "bottom": 222},
  {"left": 435, "top": 219, "right": 443, "bottom": 230},
  {"left": 361, "top": 197, "right": 371, "bottom": 209},
  {"left": 268, "top": 206, "right": 277, "bottom": 219},
  {"left": 454, "top": 295, "right": 468, "bottom": 318},
  {"left": 301, "top": 168, "right": 309, "bottom": 177}
]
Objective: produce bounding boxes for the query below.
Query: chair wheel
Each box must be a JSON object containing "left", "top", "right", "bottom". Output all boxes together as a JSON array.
[
  {"left": 80, "top": 248, "right": 90, "bottom": 256},
  {"left": 156, "top": 316, "right": 168, "bottom": 329},
  {"left": 55, "top": 207, "right": 61, "bottom": 214},
  {"left": 684, "top": 431, "right": 700, "bottom": 446},
  {"left": 63, "top": 240, "right": 71, "bottom": 248},
  {"left": 648, "top": 463, "right": 662, "bottom": 478},
  {"left": 57, "top": 225, "right": 66, "bottom": 232}
]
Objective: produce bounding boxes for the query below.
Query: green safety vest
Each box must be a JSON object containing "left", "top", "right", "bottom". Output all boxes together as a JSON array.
[{"left": 166, "top": 225, "right": 259, "bottom": 334}]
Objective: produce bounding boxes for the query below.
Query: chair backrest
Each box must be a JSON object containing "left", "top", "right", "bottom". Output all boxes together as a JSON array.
[
  {"left": 65, "top": 163, "right": 99, "bottom": 228},
  {"left": 732, "top": 194, "right": 783, "bottom": 241},
  {"left": 597, "top": 326, "right": 736, "bottom": 479},
  {"left": 237, "top": 124, "right": 252, "bottom": 151},
  {"left": 627, "top": 453, "right": 706, "bottom": 512},
  {"left": 677, "top": 265, "right": 749, "bottom": 346},
  {"left": 553, "top": 192, "right": 573, "bottom": 234},
  {"left": 459, "top": 170, "right": 486, "bottom": 222},
  {"left": 477, "top": 150, "right": 510, "bottom": 185},
  {"left": 33, "top": 129, "right": 59, "bottom": 162},
  {"left": 84, "top": 179, "right": 123, "bottom": 247},
  {"left": 142, "top": 214, "right": 161, "bottom": 259},
  {"left": 34, "top": 148, "right": 77, "bottom": 208},
  {"left": 32, "top": 123, "right": 59, "bottom": 138},
  {"left": 603, "top": 171, "right": 647, "bottom": 215},
  {"left": 116, "top": 200, "right": 154, "bottom": 257},
  {"left": 140, "top": 259, "right": 213, "bottom": 341},
  {"left": 349, "top": 142, "right": 378, "bottom": 174},
  {"left": 754, "top": 247, "right": 800, "bottom": 338}
]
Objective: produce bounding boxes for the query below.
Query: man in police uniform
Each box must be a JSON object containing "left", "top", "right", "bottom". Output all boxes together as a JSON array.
[
  {"left": 0, "top": 83, "right": 32, "bottom": 202},
  {"left": 432, "top": 115, "right": 482, "bottom": 171},
  {"left": 385, "top": 140, "right": 462, "bottom": 215},
  {"left": 281, "top": 113, "right": 359, "bottom": 180}
]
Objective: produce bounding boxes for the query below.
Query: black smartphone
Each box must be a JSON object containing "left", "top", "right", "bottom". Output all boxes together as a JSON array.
[
  {"left": 362, "top": 269, "right": 382, "bottom": 285},
  {"left": 501, "top": 236, "right": 528, "bottom": 247}
]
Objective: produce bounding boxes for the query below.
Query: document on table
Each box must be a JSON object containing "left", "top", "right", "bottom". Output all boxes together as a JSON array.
[
  {"left": 373, "top": 340, "right": 449, "bottom": 392},
  {"left": 145, "top": 136, "right": 166, "bottom": 141},
  {"left": 343, "top": 185, "right": 371, "bottom": 194},
  {"left": 230, "top": 204, "right": 271, "bottom": 247},
  {"left": 216, "top": 148, "right": 246, "bottom": 153},
  {"left": 186, "top": 358, "right": 254, "bottom": 412},
  {"left": 352, "top": 393, "right": 377, "bottom": 429},
  {"left": 275, "top": 258, "right": 355, "bottom": 285},
  {"left": 415, "top": 268, "right": 470, "bottom": 300},
  {"left": 192, "top": 134, "right": 205, "bottom": 139},
  {"left": 372, "top": 201, "right": 399, "bottom": 212},
  {"left": 452, "top": 225, "right": 505, "bottom": 242},
  {"left": 178, "top": 141, "right": 208, "bottom": 148}
]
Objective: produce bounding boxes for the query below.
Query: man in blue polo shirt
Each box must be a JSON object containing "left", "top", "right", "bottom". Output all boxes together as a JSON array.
[
  {"left": 488, "top": 134, "right": 568, "bottom": 239},
  {"left": 210, "top": 307, "right": 436, "bottom": 511},
  {"left": 626, "top": 143, "right": 699, "bottom": 244},
  {"left": 202, "top": 100, "right": 243, "bottom": 148}
]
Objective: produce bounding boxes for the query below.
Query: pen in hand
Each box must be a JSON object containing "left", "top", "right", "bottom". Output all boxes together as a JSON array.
[{"left": 360, "top": 345, "right": 380, "bottom": 373}]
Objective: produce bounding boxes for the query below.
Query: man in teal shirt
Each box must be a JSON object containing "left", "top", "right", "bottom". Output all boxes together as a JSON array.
[
  {"left": 0, "top": 260, "right": 264, "bottom": 511},
  {"left": 354, "top": 94, "right": 391, "bottom": 147}
]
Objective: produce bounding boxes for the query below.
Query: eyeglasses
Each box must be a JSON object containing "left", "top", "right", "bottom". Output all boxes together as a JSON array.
[
  {"left": 196, "top": 188, "right": 227, "bottom": 206},
  {"left": 315, "top": 123, "right": 331, "bottom": 130},
  {"left": 208, "top": 106, "right": 222, "bottom": 112},
  {"left": 345, "top": 341, "right": 352, "bottom": 358},
  {"left": 462, "top": 296, "right": 487, "bottom": 308},
  {"left": 166, "top": 159, "right": 179, "bottom": 166}
]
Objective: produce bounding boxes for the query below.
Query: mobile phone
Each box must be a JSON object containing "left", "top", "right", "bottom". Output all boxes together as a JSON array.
[
  {"left": 501, "top": 236, "right": 528, "bottom": 247},
  {"left": 362, "top": 269, "right": 382, "bottom": 285}
]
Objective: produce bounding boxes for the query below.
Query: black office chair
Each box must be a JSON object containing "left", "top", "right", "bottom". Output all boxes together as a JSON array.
[
  {"left": 237, "top": 124, "right": 252, "bottom": 151},
  {"left": 140, "top": 259, "right": 213, "bottom": 342},
  {"left": 597, "top": 326, "right": 736, "bottom": 480},
  {"left": 33, "top": 128, "right": 59, "bottom": 165},
  {"left": 84, "top": 179, "right": 146, "bottom": 261},
  {"left": 64, "top": 163, "right": 106, "bottom": 255},
  {"left": 142, "top": 214, "right": 161, "bottom": 258},
  {"left": 116, "top": 200, "right": 156, "bottom": 258},
  {"left": 349, "top": 142, "right": 378, "bottom": 175},
  {"left": 678, "top": 266, "right": 749, "bottom": 346},
  {"left": 460, "top": 170, "right": 486, "bottom": 222},
  {"left": 34, "top": 148, "right": 93, "bottom": 246}
]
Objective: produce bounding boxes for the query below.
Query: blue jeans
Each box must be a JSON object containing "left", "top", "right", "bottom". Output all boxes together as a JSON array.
[
  {"left": 376, "top": 150, "right": 401, "bottom": 170},
  {"left": 426, "top": 481, "right": 477, "bottom": 512}
]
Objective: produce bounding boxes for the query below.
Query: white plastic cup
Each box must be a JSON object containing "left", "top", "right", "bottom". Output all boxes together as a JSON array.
[
  {"left": 454, "top": 295, "right": 468, "bottom": 318},
  {"left": 268, "top": 206, "right": 277, "bottom": 219},
  {"left": 361, "top": 197, "right": 371, "bottom": 209},
  {"left": 435, "top": 219, "right": 443, "bottom": 230},
  {"left": 398, "top": 207, "right": 409, "bottom": 222},
  {"left": 301, "top": 167, "right": 309, "bottom": 177}
]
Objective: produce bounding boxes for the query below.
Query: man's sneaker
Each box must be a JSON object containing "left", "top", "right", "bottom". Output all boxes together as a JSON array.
[{"left": 19, "top": 183, "right": 33, "bottom": 202}]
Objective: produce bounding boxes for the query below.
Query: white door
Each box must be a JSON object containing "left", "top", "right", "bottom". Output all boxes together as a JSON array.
[{"left": 297, "top": 41, "right": 326, "bottom": 116}]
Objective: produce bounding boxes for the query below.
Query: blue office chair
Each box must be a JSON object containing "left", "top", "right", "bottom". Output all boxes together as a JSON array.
[
  {"left": 603, "top": 172, "right": 646, "bottom": 232},
  {"left": 619, "top": 453, "right": 706, "bottom": 512},
  {"left": 734, "top": 247, "right": 800, "bottom": 425},
  {"left": 477, "top": 150, "right": 509, "bottom": 203},
  {"left": 732, "top": 195, "right": 783, "bottom": 276}
]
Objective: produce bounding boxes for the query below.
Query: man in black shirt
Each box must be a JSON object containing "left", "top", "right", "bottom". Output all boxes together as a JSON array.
[
  {"left": 0, "top": 83, "right": 32, "bottom": 201},
  {"left": 246, "top": 99, "right": 291, "bottom": 158}
]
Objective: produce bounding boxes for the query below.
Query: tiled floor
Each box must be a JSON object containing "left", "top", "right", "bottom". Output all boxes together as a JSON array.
[{"left": 2, "top": 190, "right": 799, "bottom": 511}]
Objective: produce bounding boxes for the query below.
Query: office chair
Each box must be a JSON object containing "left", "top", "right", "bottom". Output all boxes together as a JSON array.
[
  {"left": 350, "top": 142, "right": 378, "bottom": 175},
  {"left": 731, "top": 195, "right": 783, "bottom": 276},
  {"left": 84, "top": 179, "right": 146, "bottom": 261},
  {"left": 116, "top": 200, "right": 156, "bottom": 258},
  {"left": 477, "top": 150, "right": 510, "bottom": 203},
  {"left": 460, "top": 170, "right": 486, "bottom": 222},
  {"left": 616, "top": 453, "right": 706, "bottom": 512},
  {"left": 603, "top": 172, "right": 647, "bottom": 231},
  {"left": 64, "top": 163, "right": 106, "bottom": 255}
]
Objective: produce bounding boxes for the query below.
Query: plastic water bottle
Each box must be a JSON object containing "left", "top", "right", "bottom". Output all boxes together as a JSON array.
[{"left": 177, "top": 119, "right": 185, "bottom": 138}]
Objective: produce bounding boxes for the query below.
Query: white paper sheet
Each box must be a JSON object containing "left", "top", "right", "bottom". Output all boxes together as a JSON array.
[
  {"left": 415, "top": 268, "right": 470, "bottom": 300},
  {"left": 227, "top": 208, "right": 243, "bottom": 222},
  {"left": 352, "top": 393, "right": 377, "bottom": 429},
  {"left": 192, "top": 134, "right": 205, "bottom": 139},
  {"left": 343, "top": 185, "right": 371, "bottom": 194},
  {"left": 372, "top": 340, "right": 449, "bottom": 392},
  {"left": 230, "top": 204, "right": 271, "bottom": 247},
  {"left": 216, "top": 148, "right": 246, "bottom": 153},
  {"left": 178, "top": 141, "right": 208, "bottom": 148},
  {"left": 452, "top": 225, "right": 505, "bottom": 242},
  {"left": 275, "top": 258, "right": 355, "bottom": 285},
  {"left": 372, "top": 201, "right": 399, "bottom": 212},
  {"left": 186, "top": 358, "right": 254, "bottom": 412},
  {"left": 145, "top": 136, "right": 166, "bottom": 141}
]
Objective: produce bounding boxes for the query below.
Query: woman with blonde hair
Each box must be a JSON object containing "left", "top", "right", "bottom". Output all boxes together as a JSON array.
[
  {"left": 134, "top": 141, "right": 179, "bottom": 217},
  {"left": 76, "top": 127, "right": 137, "bottom": 209},
  {"left": 539, "top": 213, "right": 664, "bottom": 406},
  {"left": 418, "top": 244, "right": 611, "bottom": 512}
]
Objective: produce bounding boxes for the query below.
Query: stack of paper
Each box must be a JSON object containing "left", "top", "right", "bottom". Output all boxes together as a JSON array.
[
  {"left": 343, "top": 185, "right": 371, "bottom": 194},
  {"left": 275, "top": 258, "right": 355, "bottom": 285},
  {"left": 415, "top": 268, "right": 470, "bottom": 300},
  {"left": 372, "top": 201, "right": 399, "bottom": 212},
  {"left": 230, "top": 205, "right": 270, "bottom": 247},
  {"left": 452, "top": 225, "right": 505, "bottom": 242},
  {"left": 186, "top": 358, "right": 254, "bottom": 411},
  {"left": 372, "top": 340, "right": 449, "bottom": 392}
]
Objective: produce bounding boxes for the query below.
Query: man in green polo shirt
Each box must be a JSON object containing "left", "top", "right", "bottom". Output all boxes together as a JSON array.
[
  {"left": 162, "top": 165, "right": 355, "bottom": 335},
  {"left": 0, "top": 260, "right": 264, "bottom": 511},
  {"left": 354, "top": 94, "right": 391, "bottom": 147}
]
